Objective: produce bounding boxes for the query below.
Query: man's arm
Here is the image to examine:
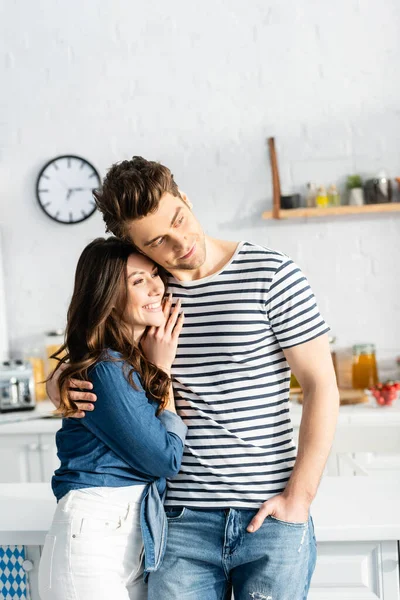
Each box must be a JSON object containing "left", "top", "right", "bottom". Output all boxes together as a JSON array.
[{"left": 247, "top": 333, "right": 339, "bottom": 532}]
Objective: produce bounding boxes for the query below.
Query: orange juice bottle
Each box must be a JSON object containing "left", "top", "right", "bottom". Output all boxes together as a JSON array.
[{"left": 352, "top": 344, "right": 379, "bottom": 389}]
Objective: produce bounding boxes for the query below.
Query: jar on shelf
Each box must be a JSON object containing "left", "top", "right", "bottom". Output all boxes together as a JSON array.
[
  {"left": 352, "top": 344, "right": 379, "bottom": 390},
  {"left": 45, "top": 330, "right": 65, "bottom": 376}
]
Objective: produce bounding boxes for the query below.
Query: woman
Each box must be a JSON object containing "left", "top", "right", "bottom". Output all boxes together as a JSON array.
[{"left": 38, "top": 236, "right": 187, "bottom": 600}]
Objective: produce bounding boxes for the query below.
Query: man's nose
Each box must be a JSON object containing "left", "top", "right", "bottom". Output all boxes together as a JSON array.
[{"left": 171, "top": 233, "right": 187, "bottom": 254}]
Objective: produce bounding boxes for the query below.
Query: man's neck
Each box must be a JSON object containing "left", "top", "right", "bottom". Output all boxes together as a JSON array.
[{"left": 169, "top": 237, "right": 240, "bottom": 282}]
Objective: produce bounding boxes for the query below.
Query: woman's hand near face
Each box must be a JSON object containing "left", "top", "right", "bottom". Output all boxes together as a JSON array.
[{"left": 140, "top": 294, "right": 184, "bottom": 374}]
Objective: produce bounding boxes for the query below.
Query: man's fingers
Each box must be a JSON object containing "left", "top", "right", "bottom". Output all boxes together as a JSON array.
[
  {"left": 247, "top": 504, "right": 272, "bottom": 533},
  {"left": 68, "top": 390, "right": 97, "bottom": 403},
  {"left": 70, "top": 378, "right": 93, "bottom": 390},
  {"left": 70, "top": 410, "right": 86, "bottom": 419},
  {"left": 72, "top": 402, "right": 95, "bottom": 412}
]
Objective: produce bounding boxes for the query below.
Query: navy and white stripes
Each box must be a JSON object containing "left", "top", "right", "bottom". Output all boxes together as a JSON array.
[{"left": 164, "top": 241, "right": 329, "bottom": 509}]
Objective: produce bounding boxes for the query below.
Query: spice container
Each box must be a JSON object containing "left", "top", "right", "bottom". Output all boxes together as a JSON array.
[{"left": 352, "top": 344, "right": 379, "bottom": 389}]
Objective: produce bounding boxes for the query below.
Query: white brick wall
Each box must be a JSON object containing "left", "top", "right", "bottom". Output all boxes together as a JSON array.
[{"left": 1, "top": 0, "right": 399, "bottom": 367}]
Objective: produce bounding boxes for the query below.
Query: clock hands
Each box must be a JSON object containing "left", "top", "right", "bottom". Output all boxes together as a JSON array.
[{"left": 65, "top": 187, "right": 95, "bottom": 200}]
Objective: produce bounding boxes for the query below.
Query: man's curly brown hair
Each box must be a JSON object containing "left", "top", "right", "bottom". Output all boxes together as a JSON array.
[{"left": 93, "top": 156, "right": 181, "bottom": 242}]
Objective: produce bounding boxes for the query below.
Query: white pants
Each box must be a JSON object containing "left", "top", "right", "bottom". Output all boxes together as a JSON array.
[{"left": 38, "top": 485, "right": 148, "bottom": 600}]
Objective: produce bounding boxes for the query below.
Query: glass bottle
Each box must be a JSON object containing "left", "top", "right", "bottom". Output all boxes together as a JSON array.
[
  {"left": 352, "top": 344, "right": 379, "bottom": 390},
  {"left": 315, "top": 186, "right": 329, "bottom": 208},
  {"left": 328, "top": 184, "right": 341, "bottom": 207},
  {"left": 305, "top": 182, "right": 317, "bottom": 208}
]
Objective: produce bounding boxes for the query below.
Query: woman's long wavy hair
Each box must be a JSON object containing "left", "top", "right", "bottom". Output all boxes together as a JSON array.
[{"left": 51, "top": 237, "right": 170, "bottom": 417}]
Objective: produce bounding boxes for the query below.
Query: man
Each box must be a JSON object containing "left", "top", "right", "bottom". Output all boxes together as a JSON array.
[{"left": 47, "top": 156, "right": 339, "bottom": 599}]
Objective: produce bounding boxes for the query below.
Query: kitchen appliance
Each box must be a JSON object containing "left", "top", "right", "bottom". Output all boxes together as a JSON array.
[{"left": 0, "top": 360, "right": 36, "bottom": 413}]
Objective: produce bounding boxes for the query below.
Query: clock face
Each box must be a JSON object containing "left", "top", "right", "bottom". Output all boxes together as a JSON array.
[{"left": 36, "top": 155, "right": 101, "bottom": 224}]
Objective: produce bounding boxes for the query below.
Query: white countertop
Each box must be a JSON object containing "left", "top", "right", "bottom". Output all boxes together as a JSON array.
[
  {"left": 0, "top": 477, "right": 400, "bottom": 545},
  {"left": 0, "top": 401, "right": 60, "bottom": 434},
  {"left": 1, "top": 400, "right": 400, "bottom": 435}
]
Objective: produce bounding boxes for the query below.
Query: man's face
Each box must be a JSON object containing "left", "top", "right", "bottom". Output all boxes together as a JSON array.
[{"left": 127, "top": 192, "right": 206, "bottom": 272}]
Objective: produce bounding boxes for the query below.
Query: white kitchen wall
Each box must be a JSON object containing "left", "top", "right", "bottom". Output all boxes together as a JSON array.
[{"left": 1, "top": 0, "right": 399, "bottom": 365}]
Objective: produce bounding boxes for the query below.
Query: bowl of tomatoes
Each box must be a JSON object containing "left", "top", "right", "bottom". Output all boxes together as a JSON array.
[{"left": 368, "top": 381, "right": 400, "bottom": 406}]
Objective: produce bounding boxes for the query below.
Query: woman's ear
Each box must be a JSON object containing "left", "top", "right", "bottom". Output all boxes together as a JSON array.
[{"left": 179, "top": 190, "right": 193, "bottom": 210}]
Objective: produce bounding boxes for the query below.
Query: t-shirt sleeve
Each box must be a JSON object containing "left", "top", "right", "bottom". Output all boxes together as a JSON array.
[
  {"left": 265, "top": 258, "right": 330, "bottom": 349},
  {"left": 81, "top": 360, "right": 187, "bottom": 479}
]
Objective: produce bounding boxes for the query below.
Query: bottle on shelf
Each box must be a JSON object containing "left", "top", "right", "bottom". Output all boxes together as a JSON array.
[
  {"left": 315, "top": 185, "right": 329, "bottom": 208},
  {"left": 327, "top": 184, "right": 341, "bottom": 207},
  {"left": 305, "top": 182, "right": 317, "bottom": 208}
]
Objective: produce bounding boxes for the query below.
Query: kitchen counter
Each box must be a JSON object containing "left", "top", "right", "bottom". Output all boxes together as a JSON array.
[
  {"left": 1, "top": 399, "right": 400, "bottom": 434},
  {"left": 1, "top": 476, "right": 400, "bottom": 545}
]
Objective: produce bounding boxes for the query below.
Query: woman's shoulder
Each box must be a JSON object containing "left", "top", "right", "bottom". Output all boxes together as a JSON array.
[{"left": 90, "top": 349, "right": 143, "bottom": 388}]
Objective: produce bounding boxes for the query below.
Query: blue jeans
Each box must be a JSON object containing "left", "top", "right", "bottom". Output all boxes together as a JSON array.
[{"left": 148, "top": 507, "right": 317, "bottom": 600}]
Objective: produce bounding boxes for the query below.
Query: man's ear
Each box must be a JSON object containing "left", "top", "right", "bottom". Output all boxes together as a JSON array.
[{"left": 179, "top": 190, "right": 193, "bottom": 210}]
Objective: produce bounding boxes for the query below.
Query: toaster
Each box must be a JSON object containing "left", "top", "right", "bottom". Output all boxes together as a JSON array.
[{"left": 0, "top": 360, "right": 36, "bottom": 413}]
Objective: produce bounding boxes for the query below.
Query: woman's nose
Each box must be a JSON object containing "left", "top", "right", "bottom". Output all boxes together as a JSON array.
[{"left": 148, "top": 282, "right": 163, "bottom": 296}]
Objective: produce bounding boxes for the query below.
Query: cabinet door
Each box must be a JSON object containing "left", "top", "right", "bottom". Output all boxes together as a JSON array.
[
  {"left": 0, "top": 435, "right": 42, "bottom": 482},
  {"left": 309, "top": 540, "right": 400, "bottom": 599},
  {"left": 39, "top": 433, "right": 60, "bottom": 483}
]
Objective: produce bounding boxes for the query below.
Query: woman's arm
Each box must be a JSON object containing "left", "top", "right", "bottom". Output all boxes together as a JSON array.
[{"left": 81, "top": 359, "right": 187, "bottom": 479}]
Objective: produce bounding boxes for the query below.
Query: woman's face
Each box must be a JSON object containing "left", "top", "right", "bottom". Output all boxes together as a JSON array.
[{"left": 122, "top": 253, "right": 165, "bottom": 332}]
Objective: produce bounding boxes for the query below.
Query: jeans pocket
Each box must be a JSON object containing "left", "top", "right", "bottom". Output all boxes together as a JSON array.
[
  {"left": 165, "top": 507, "right": 186, "bottom": 521},
  {"left": 39, "top": 534, "right": 57, "bottom": 593},
  {"left": 72, "top": 515, "right": 122, "bottom": 539},
  {"left": 268, "top": 515, "right": 308, "bottom": 527}
]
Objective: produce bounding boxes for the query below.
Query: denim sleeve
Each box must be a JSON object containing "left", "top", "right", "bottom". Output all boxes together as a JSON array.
[{"left": 82, "top": 360, "right": 187, "bottom": 479}]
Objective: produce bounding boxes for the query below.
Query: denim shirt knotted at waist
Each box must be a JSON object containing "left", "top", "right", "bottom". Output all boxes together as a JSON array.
[{"left": 140, "top": 478, "right": 168, "bottom": 580}]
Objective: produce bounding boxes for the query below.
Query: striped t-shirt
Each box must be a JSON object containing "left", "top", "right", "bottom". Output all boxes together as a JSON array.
[{"left": 164, "top": 241, "right": 329, "bottom": 509}]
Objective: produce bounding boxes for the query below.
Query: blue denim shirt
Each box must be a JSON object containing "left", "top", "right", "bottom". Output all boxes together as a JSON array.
[{"left": 52, "top": 350, "right": 187, "bottom": 576}]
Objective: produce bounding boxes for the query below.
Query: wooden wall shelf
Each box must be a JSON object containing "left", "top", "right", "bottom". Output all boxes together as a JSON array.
[{"left": 262, "top": 203, "right": 400, "bottom": 220}]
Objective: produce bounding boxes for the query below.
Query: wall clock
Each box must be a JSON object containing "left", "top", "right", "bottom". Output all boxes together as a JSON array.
[{"left": 36, "top": 155, "right": 101, "bottom": 224}]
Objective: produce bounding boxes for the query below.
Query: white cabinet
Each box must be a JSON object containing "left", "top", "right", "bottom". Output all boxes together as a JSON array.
[
  {"left": 0, "top": 433, "right": 59, "bottom": 483},
  {"left": 0, "top": 435, "right": 42, "bottom": 483},
  {"left": 309, "top": 541, "right": 400, "bottom": 599}
]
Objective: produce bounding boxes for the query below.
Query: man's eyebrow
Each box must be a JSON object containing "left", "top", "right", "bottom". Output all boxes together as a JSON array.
[{"left": 143, "top": 207, "right": 182, "bottom": 247}]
